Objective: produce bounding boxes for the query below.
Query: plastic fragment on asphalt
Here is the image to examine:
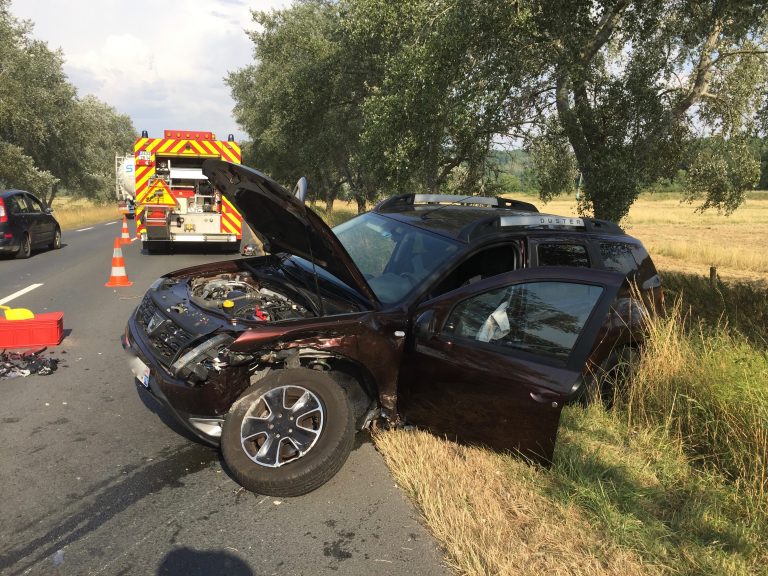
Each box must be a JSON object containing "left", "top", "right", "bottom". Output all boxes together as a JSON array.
[
  {"left": 52, "top": 549, "right": 64, "bottom": 566},
  {"left": 0, "top": 348, "right": 60, "bottom": 379}
]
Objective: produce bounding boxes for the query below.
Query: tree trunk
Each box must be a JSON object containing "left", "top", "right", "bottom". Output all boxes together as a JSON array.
[
  {"left": 45, "top": 183, "right": 59, "bottom": 207},
  {"left": 325, "top": 186, "right": 337, "bottom": 213},
  {"left": 354, "top": 193, "right": 366, "bottom": 214}
]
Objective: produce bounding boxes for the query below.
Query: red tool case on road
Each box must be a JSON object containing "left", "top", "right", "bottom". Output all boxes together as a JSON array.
[{"left": 0, "top": 312, "right": 64, "bottom": 348}]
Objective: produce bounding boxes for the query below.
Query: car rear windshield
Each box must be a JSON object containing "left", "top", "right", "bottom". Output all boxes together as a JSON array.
[{"left": 334, "top": 213, "right": 461, "bottom": 304}]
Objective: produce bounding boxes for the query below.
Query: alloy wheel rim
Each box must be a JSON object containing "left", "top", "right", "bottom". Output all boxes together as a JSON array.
[{"left": 240, "top": 385, "right": 324, "bottom": 468}]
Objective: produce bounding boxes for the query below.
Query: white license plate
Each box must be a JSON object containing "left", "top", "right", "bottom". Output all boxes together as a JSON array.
[{"left": 129, "top": 356, "right": 151, "bottom": 389}]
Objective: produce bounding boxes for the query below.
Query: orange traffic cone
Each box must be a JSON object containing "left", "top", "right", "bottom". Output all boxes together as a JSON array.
[
  {"left": 120, "top": 216, "right": 131, "bottom": 245},
  {"left": 105, "top": 237, "right": 133, "bottom": 287}
]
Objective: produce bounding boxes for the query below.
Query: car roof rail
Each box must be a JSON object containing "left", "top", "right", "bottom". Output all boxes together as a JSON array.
[
  {"left": 375, "top": 193, "right": 538, "bottom": 212},
  {"left": 459, "top": 213, "right": 625, "bottom": 241}
]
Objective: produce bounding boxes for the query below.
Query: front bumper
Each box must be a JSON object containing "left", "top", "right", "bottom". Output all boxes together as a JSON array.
[{"left": 123, "top": 316, "right": 249, "bottom": 446}]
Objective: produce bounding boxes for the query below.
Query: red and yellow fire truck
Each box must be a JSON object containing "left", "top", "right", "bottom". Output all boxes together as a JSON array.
[{"left": 133, "top": 129, "right": 243, "bottom": 252}]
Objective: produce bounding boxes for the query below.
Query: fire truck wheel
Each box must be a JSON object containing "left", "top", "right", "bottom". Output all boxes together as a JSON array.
[
  {"left": 16, "top": 233, "right": 31, "bottom": 259},
  {"left": 221, "top": 369, "right": 355, "bottom": 497}
]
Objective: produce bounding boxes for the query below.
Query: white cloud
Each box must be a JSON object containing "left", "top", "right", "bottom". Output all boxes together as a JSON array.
[{"left": 10, "top": 0, "right": 291, "bottom": 141}]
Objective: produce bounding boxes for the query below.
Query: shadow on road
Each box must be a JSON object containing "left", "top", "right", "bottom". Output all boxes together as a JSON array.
[
  {"left": 157, "top": 547, "right": 254, "bottom": 576},
  {"left": 0, "top": 443, "right": 217, "bottom": 574}
]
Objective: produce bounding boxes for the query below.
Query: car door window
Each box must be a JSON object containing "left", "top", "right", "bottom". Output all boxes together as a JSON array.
[
  {"left": 537, "top": 243, "right": 590, "bottom": 267},
  {"left": 431, "top": 244, "right": 521, "bottom": 297},
  {"left": 25, "top": 195, "right": 44, "bottom": 213},
  {"left": 443, "top": 281, "right": 604, "bottom": 361}
]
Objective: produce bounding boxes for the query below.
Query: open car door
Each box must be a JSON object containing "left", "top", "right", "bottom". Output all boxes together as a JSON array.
[{"left": 398, "top": 267, "right": 624, "bottom": 464}]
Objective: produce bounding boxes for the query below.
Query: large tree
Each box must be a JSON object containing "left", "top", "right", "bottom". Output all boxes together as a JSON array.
[
  {"left": 229, "top": 1, "right": 380, "bottom": 212},
  {"left": 0, "top": 1, "right": 69, "bottom": 200},
  {"left": 347, "top": 0, "right": 539, "bottom": 195},
  {"left": 230, "top": 0, "right": 540, "bottom": 209},
  {"left": 532, "top": 0, "right": 768, "bottom": 220},
  {"left": 0, "top": 1, "right": 135, "bottom": 204},
  {"left": 230, "top": 0, "right": 767, "bottom": 220}
]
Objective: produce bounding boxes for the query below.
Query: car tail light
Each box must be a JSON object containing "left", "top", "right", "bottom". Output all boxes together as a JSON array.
[{"left": 0, "top": 198, "right": 7, "bottom": 223}]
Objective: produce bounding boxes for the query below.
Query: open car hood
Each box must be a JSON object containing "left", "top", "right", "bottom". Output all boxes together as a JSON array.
[{"left": 203, "top": 160, "right": 377, "bottom": 304}]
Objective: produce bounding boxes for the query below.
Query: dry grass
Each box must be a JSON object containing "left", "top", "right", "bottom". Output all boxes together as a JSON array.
[
  {"left": 374, "top": 428, "right": 653, "bottom": 576},
  {"left": 50, "top": 197, "right": 122, "bottom": 230},
  {"left": 539, "top": 192, "right": 768, "bottom": 286}
]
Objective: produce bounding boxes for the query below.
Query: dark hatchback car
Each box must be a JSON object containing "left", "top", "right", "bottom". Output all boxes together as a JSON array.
[
  {"left": 0, "top": 189, "right": 62, "bottom": 258},
  {"left": 124, "top": 161, "right": 661, "bottom": 496}
]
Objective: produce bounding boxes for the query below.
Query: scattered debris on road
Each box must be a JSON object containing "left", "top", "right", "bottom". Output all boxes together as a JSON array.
[{"left": 0, "top": 347, "right": 61, "bottom": 379}]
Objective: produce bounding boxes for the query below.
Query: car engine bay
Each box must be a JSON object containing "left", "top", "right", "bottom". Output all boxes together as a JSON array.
[{"left": 188, "top": 272, "right": 312, "bottom": 322}]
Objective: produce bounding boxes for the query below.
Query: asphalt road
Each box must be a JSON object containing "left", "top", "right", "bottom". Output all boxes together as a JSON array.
[{"left": 0, "top": 221, "right": 449, "bottom": 576}]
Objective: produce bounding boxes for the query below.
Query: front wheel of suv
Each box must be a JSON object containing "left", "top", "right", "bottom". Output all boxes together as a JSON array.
[{"left": 221, "top": 368, "right": 354, "bottom": 497}]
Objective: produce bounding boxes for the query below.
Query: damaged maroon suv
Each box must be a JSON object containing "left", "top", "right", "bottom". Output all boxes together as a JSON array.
[{"left": 124, "top": 160, "right": 661, "bottom": 496}]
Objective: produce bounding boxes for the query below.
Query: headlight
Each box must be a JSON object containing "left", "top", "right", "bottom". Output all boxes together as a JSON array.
[{"left": 172, "top": 334, "right": 233, "bottom": 379}]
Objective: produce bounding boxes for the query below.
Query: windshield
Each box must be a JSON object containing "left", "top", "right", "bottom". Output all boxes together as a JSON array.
[{"left": 334, "top": 212, "right": 461, "bottom": 304}]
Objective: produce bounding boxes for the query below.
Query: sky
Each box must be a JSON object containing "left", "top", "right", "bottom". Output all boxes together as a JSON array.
[{"left": 10, "top": 0, "right": 291, "bottom": 142}]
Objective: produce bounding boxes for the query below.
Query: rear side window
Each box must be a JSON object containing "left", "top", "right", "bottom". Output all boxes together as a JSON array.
[
  {"left": 537, "top": 243, "right": 590, "bottom": 267},
  {"left": 599, "top": 242, "right": 638, "bottom": 275},
  {"left": 7, "top": 194, "right": 27, "bottom": 215}
]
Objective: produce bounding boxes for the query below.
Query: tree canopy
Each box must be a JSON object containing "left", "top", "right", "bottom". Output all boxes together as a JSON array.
[
  {"left": 0, "top": 1, "right": 136, "bottom": 204},
  {"left": 230, "top": 0, "right": 768, "bottom": 220}
]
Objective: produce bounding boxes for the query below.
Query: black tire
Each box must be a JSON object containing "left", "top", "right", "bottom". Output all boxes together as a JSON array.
[
  {"left": 16, "top": 233, "right": 31, "bottom": 259},
  {"left": 221, "top": 369, "right": 354, "bottom": 497},
  {"left": 49, "top": 227, "right": 62, "bottom": 250}
]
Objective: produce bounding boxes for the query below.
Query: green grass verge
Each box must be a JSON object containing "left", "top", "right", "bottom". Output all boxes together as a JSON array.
[
  {"left": 661, "top": 271, "right": 768, "bottom": 348},
  {"left": 551, "top": 402, "right": 765, "bottom": 575}
]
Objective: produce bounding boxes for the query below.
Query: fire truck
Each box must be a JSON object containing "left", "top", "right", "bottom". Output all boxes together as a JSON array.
[{"left": 133, "top": 129, "right": 243, "bottom": 252}]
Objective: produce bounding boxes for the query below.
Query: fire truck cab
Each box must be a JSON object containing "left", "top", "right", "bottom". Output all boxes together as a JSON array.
[{"left": 134, "top": 130, "right": 244, "bottom": 253}]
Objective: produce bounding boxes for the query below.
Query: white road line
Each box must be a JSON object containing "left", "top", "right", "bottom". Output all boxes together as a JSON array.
[
  {"left": 103, "top": 221, "right": 117, "bottom": 226},
  {"left": 76, "top": 226, "right": 94, "bottom": 232},
  {"left": 130, "top": 237, "right": 138, "bottom": 242},
  {"left": 0, "top": 283, "right": 44, "bottom": 306}
]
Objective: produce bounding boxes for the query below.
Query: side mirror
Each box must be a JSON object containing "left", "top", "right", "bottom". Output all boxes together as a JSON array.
[
  {"left": 44, "top": 207, "right": 54, "bottom": 214},
  {"left": 293, "top": 177, "right": 308, "bottom": 204},
  {"left": 414, "top": 310, "right": 435, "bottom": 340}
]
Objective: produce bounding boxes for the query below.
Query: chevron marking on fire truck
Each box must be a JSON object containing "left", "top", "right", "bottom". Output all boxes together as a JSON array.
[{"left": 220, "top": 195, "right": 243, "bottom": 238}]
